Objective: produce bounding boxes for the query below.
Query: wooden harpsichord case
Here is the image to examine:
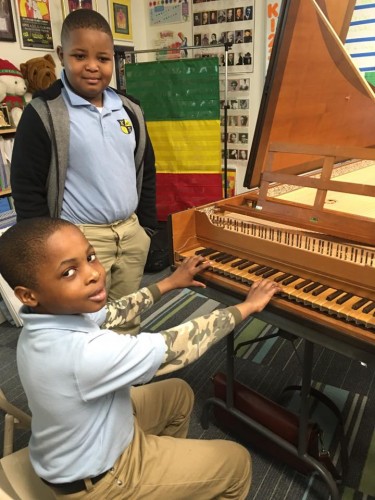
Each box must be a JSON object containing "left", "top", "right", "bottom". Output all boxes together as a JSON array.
[{"left": 169, "top": 0, "right": 375, "bottom": 361}]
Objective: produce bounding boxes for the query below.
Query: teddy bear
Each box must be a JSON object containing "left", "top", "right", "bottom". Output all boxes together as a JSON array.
[
  {"left": 20, "top": 54, "right": 57, "bottom": 96},
  {"left": 0, "top": 59, "right": 28, "bottom": 128}
]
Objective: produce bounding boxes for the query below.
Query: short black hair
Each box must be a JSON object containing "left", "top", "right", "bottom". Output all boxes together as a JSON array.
[
  {"left": 61, "top": 8, "right": 113, "bottom": 45},
  {"left": 0, "top": 218, "right": 73, "bottom": 290}
]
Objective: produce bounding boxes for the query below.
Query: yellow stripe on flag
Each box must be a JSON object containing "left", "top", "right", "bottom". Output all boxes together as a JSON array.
[{"left": 147, "top": 119, "right": 221, "bottom": 173}]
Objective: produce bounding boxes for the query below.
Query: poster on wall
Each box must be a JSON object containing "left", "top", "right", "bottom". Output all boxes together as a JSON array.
[
  {"left": 0, "top": 0, "right": 16, "bottom": 42},
  {"left": 220, "top": 76, "right": 250, "bottom": 173},
  {"left": 192, "top": 0, "right": 255, "bottom": 175},
  {"left": 265, "top": 1, "right": 282, "bottom": 71},
  {"left": 223, "top": 167, "right": 236, "bottom": 197},
  {"left": 109, "top": 0, "right": 132, "bottom": 41},
  {"left": 149, "top": 0, "right": 189, "bottom": 26},
  {"left": 61, "top": 0, "right": 97, "bottom": 19},
  {"left": 152, "top": 30, "right": 189, "bottom": 60},
  {"left": 15, "top": 0, "right": 53, "bottom": 49},
  {"left": 192, "top": 0, "right": 255, "bottom": 73}
]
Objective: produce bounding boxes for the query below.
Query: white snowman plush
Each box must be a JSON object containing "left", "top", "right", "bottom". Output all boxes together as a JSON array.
[{"left": 0, "top": 58, "right": 28, "bottom": 127}]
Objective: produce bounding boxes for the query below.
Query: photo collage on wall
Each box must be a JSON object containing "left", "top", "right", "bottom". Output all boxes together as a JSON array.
[
  {"left": 192, "top": 0, "right": 254, "bottom": 72},
  {"left": 192, "top": 0, "right": 255, "bottom": 184},
  {"left": 220, "top": 76, "right": 250, "bottom": 163}
]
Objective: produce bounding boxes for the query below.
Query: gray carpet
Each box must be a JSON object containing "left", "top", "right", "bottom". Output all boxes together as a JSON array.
[{"left": 0, "top": 269, "right": 374, "bottom": 499}]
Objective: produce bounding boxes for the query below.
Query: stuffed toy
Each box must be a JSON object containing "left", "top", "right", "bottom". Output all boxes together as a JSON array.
[
  {"left": 0, "top": 59, "right": 28, "bottom": 128},
  {"left": 20, "top": 54, "right": 57, "bottom": 96}
]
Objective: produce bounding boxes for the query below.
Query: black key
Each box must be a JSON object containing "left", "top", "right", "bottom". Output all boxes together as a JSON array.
[
  {"left": 210, "top": 252, "right": 226, "bottom": 260},
  {"left": 295, "top": 279, "right": 312, "bottom": 290},
  {"left": 262, "top": 269, "right": 279, "bottom": 278},
  {"left": 255, "top": 266, "right": 271, "bottom": 276},
  {"left": 312, "top": 285, "right": 329, "bottom": 296},
  {"left": 336, "top": 293, "right": 353, "bottom": 305},
  {"left": 351, "top": 298, "right": 369, "bottom": 311},
  {"left": 326, "top": 290, "right": 344, "bottom": 301},
  {"left": 282, "top": 275, "right": 299, "bottom": 285},
  {"left": 231, "top": 259, "right": 248, "bottom": 268},
  {"left": 221, "top": 255, "right": 237, "bottom": 264},
  {"left": 195, "top": 248, "right": 215, "bottom": 256},
  {"left": 238, "top": 261, "right": 254, "bottom": 270},
  {"left": 249, "top": 264, "right": 265, "bottom": 274},
  {"left": 275, "top": 273, "right": 291, "bottom": 283},
  {"left": 214, "top": 253, "right": 231, "bottom": 262},
  {"left": 303, "top": 282, "right": 321, "bottom": 293},
  {"left": 363, "top": 302, "right": 375, "bottom": 314}
]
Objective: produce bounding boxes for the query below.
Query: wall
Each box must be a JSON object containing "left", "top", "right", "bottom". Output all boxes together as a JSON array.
[
  {"left": 0, "top": 0, "right": 138, "bottom": 86},
  {"left": 0, "top": 0, "right": 268, "bottom": 193},
  {"left": 130, "top": 1, "right": 267, "bottom": 194}
]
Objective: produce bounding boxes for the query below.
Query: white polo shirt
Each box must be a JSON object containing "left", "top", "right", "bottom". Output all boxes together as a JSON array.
[{"left": 17, "top": 306, "right": 166, "bottom": 482}]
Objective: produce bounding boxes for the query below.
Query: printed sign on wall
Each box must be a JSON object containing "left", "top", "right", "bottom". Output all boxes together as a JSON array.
[
  {"left": 15, "top": 0, "right": 53, "bottom": 49},
  {"left": 149, "top": 0, "right": 189, "bottom": 25}
]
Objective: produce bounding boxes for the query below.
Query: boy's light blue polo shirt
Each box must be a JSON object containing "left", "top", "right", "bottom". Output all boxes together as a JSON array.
[
  {"left": 17, "top": 306, "right": 166, "bottom": 482},
  {"left": 60, "top": 71, "right": 138, "bottom": 224}
]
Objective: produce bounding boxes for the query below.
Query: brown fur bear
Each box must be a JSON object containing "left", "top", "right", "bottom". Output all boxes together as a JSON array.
[{"left": 20, "top": 54, "right": 57, "bottom": 95}]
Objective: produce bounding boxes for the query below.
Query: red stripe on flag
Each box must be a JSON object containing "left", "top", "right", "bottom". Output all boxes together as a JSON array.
[{"left": 156, "top": 173, "right": 222, "bottom": 221}]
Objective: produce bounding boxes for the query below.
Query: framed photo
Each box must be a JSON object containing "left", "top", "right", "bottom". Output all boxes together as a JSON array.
[
  {"left": 61, "top": 0, "right": 97, "bottom": 19},
  {"left": 109, "top": 0, "right": 132, "bottom": 41},
  {"left": 0, "top": 105, "right": 11, "bottom": 129},
  {"left": 0, "top": 0, "right": 16, "bottom": 42}
]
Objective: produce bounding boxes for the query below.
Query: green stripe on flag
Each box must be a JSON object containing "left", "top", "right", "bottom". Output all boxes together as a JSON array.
[{"left": 125, "top": 58, "right": 220, "bottom": 121}]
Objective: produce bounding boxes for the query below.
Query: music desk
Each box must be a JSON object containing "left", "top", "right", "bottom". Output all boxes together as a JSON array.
[{"left": 197, "top": 285, "right": 375, "bottom": 500}]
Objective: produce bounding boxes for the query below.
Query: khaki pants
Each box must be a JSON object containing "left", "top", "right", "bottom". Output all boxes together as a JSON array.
[
  {"left": 78, "top": 214, "right": 150, "bottom": 334},
  {"left": 51, "top": 379, "right": 251, "bottom": 499}
]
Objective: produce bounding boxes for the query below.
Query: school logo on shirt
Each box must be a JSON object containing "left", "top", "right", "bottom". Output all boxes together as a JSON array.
[{"left": 118, "top": 119, "right": 133, "bottom": 134}]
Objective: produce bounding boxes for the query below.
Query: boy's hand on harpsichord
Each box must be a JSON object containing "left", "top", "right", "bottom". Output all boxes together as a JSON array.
[
  {"left": 235, "top": 279, "right": 282, "bottom": 320},
  {"left": 156, "top": 256, "right": 211, "bottom": 295}
]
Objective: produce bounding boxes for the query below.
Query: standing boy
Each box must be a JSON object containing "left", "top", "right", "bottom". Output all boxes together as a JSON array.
[
  {"left": 11, "top": 10, "right": 156, "bottom": 333},
  {"left": 0, "top": 217, "right": 281, "bottom": 499}
]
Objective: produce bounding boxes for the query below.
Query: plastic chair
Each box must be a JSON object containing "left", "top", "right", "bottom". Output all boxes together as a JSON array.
[
  {"left": 0, "top": 447, "right": 54, "bottom": 499},
  {"left": 0, "top": 388, "right": 31, "bottom": 457}
]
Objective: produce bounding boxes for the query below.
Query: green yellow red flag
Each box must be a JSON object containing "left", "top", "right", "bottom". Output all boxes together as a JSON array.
[{"left": 125, "top": 58, "right": 222, "bottom": 220}]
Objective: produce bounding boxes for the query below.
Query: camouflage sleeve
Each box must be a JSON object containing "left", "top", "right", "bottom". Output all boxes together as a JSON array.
[
  {"left": 155, "top": 306, "right": 242, "bottom": 376},
  {"left": 102, "top": 284, "right": 161, "bottom": 330}
]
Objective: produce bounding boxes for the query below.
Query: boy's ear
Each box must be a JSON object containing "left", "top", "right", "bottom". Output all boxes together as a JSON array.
[
  {"left": 56, "top": 46, "right": 64, "bottom": 65},
  {"left": 14, "top": 286, "right": 39, "bottom": 307}
]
